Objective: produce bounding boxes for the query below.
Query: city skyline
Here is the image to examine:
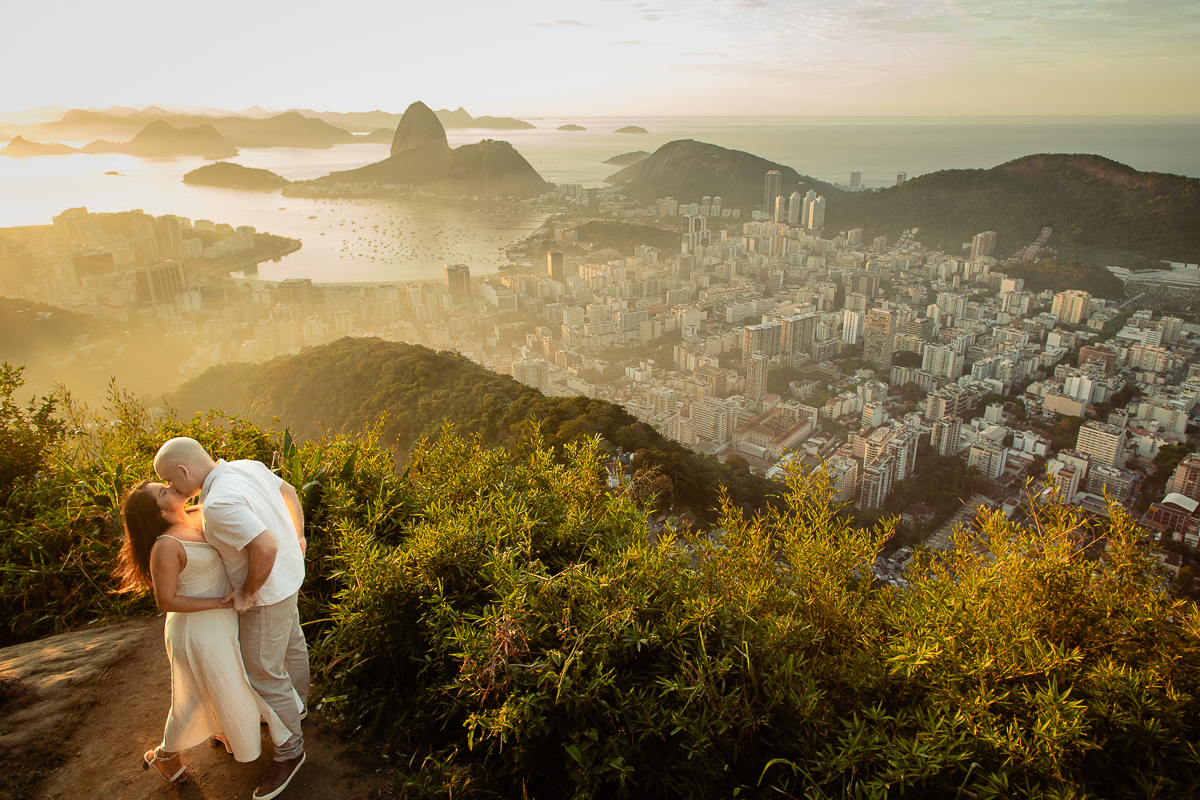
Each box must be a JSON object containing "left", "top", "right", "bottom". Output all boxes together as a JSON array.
[{"left": 4, "top": 0, "right": 1199, "bottom": 117}]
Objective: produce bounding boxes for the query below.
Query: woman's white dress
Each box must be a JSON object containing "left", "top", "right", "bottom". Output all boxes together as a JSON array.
[{"left": 160, "top": 537, "right": 295, "bottom": 761}]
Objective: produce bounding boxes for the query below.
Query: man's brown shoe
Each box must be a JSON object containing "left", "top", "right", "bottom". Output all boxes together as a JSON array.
[{"left": 252, "top": 752, "right": 306, "bottom": 800}]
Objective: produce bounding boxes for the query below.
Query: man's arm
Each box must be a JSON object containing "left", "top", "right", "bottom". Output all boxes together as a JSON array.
[
  {"left": 225, "top": 529, "right": 278, "bottom": 613},
  {"left": 280, "top": 481, "right": 306, "bottom": 555}
]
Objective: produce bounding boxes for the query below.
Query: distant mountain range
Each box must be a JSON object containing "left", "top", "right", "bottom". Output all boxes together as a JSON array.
[
  {"left": 606, "top": 139, "right": 842, "bottom": 213},
  {"left": 0, "top": 104, "right": 538, "bottom": 154},
  {"left": 288, "top": 101, "right": 548, "bottom": 199},
  {"left": 267, "top": 106, "right": 534, "bottom": 132},
  {"left": 31, "top": 109, "right": 355, "bottom": 150},
  {"left": 0, "top": 136, "right": 78, "bottom": 157},
  {"left": 824, "top": 154, "right": 1200, "bottom": 266},
  {"left": 81, "top": 120, "right": 238, "bottom": 159}
]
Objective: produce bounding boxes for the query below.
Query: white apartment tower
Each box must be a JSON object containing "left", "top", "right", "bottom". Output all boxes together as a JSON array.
[
  {"left": 1051, "top": 290, "right": 1092, "bottom": 326},
  {"left": 1075, "top": 420, "right": 1127, "bottom": 469}
]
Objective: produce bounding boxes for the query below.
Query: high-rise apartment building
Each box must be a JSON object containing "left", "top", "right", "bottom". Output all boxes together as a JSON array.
[
  {"left": 896, "top": 172, "right": 907, "bottom": 185},
  {"left": 859, "top": 455, "right": 895, "bottom": 509},
  {"left": 774, "top": 194, "right": 786, "bottom": 224},
  {"left": 863, "top": 308, "right": 896, "bottom": 369},
  {"left": 445, "top": 263, "right": 471, "bottom": 307},
  {"left": 155, "top": 215, "right": 184, "bottom": 260},
  {"left": 131, "top": 215, "right": 159, "bottom": 259},
  {"left": 970, "top": 231, "right": 998, "bottom": 261},
  {"left": 511, "top": 359, "right": 549, "bottom": 394},
  {"left": 786, "top": 191, "right": 802, "bottom": 225},
  {"left": 873, "top": 235, "right": 887, "bottom": 254},
  {"left": 1166, "top": 454, "right": 1200, "bottom": 501},
  {"left": 134, "top": 260, "right": 186, "bottom": 306},
  {"left": 1051, "top": 290, "right": 1092, "bottom": 325},
  {"left": 849, "top": 171, "right": 861, "bottom": 190},
  {"left": 746, "top": 352, "right": 771, "bottom": 401},
  {"left": 931, "top": 416, "right": 962, "bottom": 456},
  {"left": 922, "top": 343, "right": 964, "bottom": 381},
  {"left": 781, "top": 313, "right": 817, "bottom": 355},
  {"left": 842, "top": 309, "right": 864, "bottom": 345},
  {"left": 547, "top": 251, "right": 564, "bottom": 283},
  {"left": 805, "top": 195, "right": 826, "bottom": 230},
  {"left": 743, "top": 322, "right": 782, "bottom": 357},
  {"left": 1075, "top": 420, "right": 1127, "bottom": 469},
  {"left": 763, "top": 170, "right": 782, "bottom": 214},
  {"left": 278, "top": 278, "right": 314, "bottom": 314},
  {"left": 968, "top": 441, "right": 1007, "bottom": 479}
]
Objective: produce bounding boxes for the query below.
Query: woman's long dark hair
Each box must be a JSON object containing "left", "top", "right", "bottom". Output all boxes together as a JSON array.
[{"left": 117, "top": 480, "right": 171, "bottom": 592}]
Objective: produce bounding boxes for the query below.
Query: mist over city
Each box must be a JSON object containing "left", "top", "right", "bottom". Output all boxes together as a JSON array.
[{"left": 2, "top": 2, "right": 1200, "bottom": 798}]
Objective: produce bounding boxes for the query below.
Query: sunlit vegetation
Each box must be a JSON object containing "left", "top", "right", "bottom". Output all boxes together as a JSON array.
[{"left": 3, "top": 361, "right": 1198, "bottom": 798}]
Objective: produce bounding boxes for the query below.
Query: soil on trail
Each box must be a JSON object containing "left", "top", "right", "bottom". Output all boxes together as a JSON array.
[{"left": 0, "top": 617, "right": 382, "bottom": 800}]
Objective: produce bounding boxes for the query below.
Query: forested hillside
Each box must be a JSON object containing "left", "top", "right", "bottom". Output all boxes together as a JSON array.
[
  {"left": 825, "top": 154, "right": 1200, "bottom": 267},
  {"left": 3, "top": 365, "right": 1198, "bottom": 799},
  {"left": 169, "top": 337, "right": 773, "bottom": 515}
]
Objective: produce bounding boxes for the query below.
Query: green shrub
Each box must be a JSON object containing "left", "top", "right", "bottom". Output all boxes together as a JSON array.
[
  {"left": 0, "top": 363, "right": 64, "bottom": 499},
  {"left": 309, "top": 437, "right": 1200, "bottom": 798},
  {"left": 3, "top": 371, "right": 1198, "bottom": 798}
]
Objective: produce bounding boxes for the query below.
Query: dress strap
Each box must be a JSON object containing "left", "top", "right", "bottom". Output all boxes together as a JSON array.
[{"left": 157, "top": 534, "right": 210, "bottom": 547}]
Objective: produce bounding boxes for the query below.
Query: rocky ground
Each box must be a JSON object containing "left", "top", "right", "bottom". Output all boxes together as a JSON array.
[{"left": 0, "top": 617, "right": 383, "bottom": 800}]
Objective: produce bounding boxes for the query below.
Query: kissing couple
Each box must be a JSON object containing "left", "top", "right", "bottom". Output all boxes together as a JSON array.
[{"left": 118, "top": 437, "right": 310, "bottom": 800}]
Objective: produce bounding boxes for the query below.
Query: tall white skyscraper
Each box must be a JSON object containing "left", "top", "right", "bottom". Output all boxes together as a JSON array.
[
  {"left": 805, "top": 196, "right": 826, "bottom": 230},
  {"left": 842, "top": 309, "right": 864, "bottom": 345},
  {"left": 787, "top": 191, "right": 802, "bottom": 225}
]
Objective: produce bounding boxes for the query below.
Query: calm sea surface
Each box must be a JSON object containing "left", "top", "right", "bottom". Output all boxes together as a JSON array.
[{"left": 1, "top": 116, "right": 1196, "bottom": 283}]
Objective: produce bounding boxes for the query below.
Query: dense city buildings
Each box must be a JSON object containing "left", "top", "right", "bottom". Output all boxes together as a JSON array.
[{"left": 7, "top": 169, "right": 1200, "bottom": 557}]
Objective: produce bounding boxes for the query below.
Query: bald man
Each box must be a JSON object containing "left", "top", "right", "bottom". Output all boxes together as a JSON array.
[{"left": 154, "top": 437, "right": 309, "bottom": 800}]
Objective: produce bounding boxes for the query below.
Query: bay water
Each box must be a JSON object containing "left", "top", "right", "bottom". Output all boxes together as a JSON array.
[{"left": 0, "top": 116, "right": 1195, "bottom": 284}]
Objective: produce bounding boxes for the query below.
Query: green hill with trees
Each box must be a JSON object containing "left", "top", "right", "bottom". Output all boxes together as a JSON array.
[
  {"left": 168, "top": 337, "right": 772, "bottom": 516},
  {"left": 1001, "top": 257, "right": 1127, "bottom": 300},
  {"left": 606, "top": 139, "right": 842, "bottom": 214},
  {"left": 825, "top": 154, "right": 1200, "bottom": 267},
  {"left": 182, "top": 161, "right": 290, "bottom": 190},
  {"left": 3, "top": 363, "right": 1199, "bottom": 799}
]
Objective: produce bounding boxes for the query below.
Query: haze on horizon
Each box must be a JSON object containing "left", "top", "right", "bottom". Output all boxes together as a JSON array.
[{"left": 4, "top": 0, "right": 1199, "bottom": 118}]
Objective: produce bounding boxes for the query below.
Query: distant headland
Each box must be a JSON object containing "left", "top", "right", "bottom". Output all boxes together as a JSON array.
[
  {"left": 286, "top": 101, "right": 549, "bottom": 199},
  {"left": 182, "top": 162, "right": 290, "bottom": 190}
]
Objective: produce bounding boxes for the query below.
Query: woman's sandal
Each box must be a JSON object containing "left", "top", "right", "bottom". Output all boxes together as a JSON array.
[
  {"left": 142, "top": 746, "right": 190, "bottom": 783},
  {"left": 209, "top": 734, "right": 233, "bottom": 754}
]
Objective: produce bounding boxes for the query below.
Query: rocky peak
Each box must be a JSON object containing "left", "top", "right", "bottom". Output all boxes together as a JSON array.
[{"left": 390, "top": 101, "right": 449, "bottom": 157}]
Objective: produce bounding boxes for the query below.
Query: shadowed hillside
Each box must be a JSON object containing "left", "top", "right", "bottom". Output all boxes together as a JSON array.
[
  {"left": 825, "top": 154, "right": 1200, "bottom": 266},
  {"left": 606, "top": 139, "right": 842, "bottom": 213},
  {"left": 168, "top": 337, "right": 771, "bottom": 516}
]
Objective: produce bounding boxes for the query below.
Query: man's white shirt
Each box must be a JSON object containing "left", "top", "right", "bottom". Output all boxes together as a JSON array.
[{"left": 201, "top": 459, "right": 305, "bottom": 605}]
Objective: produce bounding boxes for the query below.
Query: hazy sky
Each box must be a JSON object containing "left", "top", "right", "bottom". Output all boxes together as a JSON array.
[{"left": 4, "top": 0, "right": 1198, "bottom": 116}]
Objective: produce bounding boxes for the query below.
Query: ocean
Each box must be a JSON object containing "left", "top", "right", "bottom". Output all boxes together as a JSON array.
[{"left": 1, "top": 116, "right": 1196, "bottom": 284}]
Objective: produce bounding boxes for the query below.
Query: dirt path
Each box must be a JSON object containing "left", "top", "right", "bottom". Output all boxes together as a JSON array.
[{"left": 1, "top": 617, "right": 383, "bottom": 800}]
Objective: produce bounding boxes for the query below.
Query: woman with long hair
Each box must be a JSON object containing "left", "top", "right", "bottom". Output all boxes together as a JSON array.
[{"left": 119, "top": 480, "right": 297, "bottom": 784}]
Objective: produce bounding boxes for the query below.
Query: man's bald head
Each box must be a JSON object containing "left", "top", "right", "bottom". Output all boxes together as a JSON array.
[{"left": 154, "top": 437, "right": 217, "bottom": 498}]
